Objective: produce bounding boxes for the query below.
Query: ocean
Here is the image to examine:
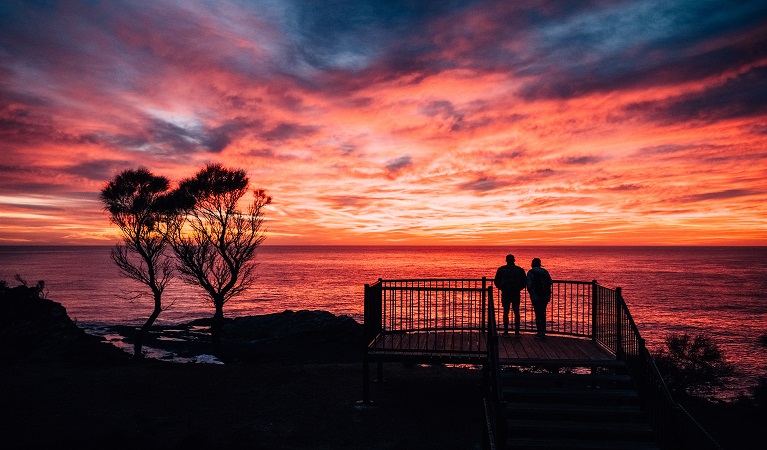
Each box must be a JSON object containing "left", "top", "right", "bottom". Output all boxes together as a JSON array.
[{"left": 1, "top": 245, "right": 765, "bottom": 399}]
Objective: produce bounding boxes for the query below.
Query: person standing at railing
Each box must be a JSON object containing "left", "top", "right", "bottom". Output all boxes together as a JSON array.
[
  {"left": 526, "top": 258, "right": 553, "bottom": 339},
  {"left": 494, "top": 254, "right": 527, "bottom": 336}
]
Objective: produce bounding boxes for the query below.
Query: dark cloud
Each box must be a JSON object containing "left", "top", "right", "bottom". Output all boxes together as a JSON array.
[
  {"left": 459, "top": 177, "right": 509, "bottom": 192},
  {"left": 248, "top": 148, "right": 300, "bottom": 161},
  {"left": 560, "top": 155, "right": 602, "bottom": 165},
  {"left": 682, "top": 189, "right": 762, "bottom": 202},
  {"left": 607, "top": 184, "right": 642, "bottom": 192},
  {"left": 92, "top": 117, "right": 259, "bottom": 154},
  {"left": 512, "top": 169, "right": 557, "bottom": 185},
  {"left": 625, "top": 64, "right": 767, "bottom": 124},
  {"left": 0, "top": 91, "right": 95, "bottom": 147},
  {"left": 635, "top": 144, "right": 690, "bottom": 155},
  {"left": 385, "top": 155, "right": 412, "bottom": 173},
  {"left": 282, "top": 0, "right": 477, "bottom": 71},
  {"left": 491, "top": 149, "right": 526, "bottom": 164},
  {"left": 419, "top": 100, "right": 471, "bottom": 131},
  {"left": 203, "top": 118, "right": 260, "bottom": 153},
  {"left": 337, "top": 142, "right": 358, "bottom": 155},
  {"left": 64, "top": 159, "right": 133, "bottom": 181},
  {"left": 261, "top": 122, "right": 320, "bottom": 142},
  {"left": 512, "top": 2, "right": 767, "bottom": 100},
  {"left": 420, "top": 100, "right": 462, "bottom": 120},
  {"left": 324, "top": 195, "right": 373, "bottom": 209}
]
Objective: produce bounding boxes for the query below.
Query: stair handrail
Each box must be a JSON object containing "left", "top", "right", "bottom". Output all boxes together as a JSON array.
[
  {"left": 612, "top": 292, "right": 723, "bottom": 450},
  {"left": 483, "top": 279, "right": 506, "bottom": 450}
]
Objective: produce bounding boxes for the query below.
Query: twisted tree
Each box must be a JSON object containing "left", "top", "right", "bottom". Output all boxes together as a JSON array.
[
  {"left": 164, "top": 163, "right": 271, "bottom": 356},
  {"left": 101, "top": 168, "right": 174, "bottom": 359}
]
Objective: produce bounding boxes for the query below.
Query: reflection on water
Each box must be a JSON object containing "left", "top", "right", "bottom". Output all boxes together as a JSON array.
[{"left": 1, "top": 245, "right": 765, "bottom": 398}]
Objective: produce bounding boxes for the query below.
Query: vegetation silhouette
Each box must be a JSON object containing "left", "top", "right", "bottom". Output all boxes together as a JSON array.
[
  {"left": 163, "top": 163, "right": 271, "bottom": 358},
  {"left": 653, "top": 332, "right": 735, "bottom": 397},
  {"left": 100, "top": 168, "right": 174, "bottom": 359}
]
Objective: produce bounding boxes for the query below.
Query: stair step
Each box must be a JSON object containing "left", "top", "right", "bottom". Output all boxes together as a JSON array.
[
  {"left": 503, "top": 386, "right": 639, "bottom": 401},
  {"left": 508, "top": 418, "right": 655, "bottom": 436},
  {"left": 507, "top": 437, "right": 661, "bottom": 450},
  {"left": 503, "top": 373, "right": 632, "bottom": 386},
  {"left": 508, "top": 401, "right": 645, "bottom": 420}
]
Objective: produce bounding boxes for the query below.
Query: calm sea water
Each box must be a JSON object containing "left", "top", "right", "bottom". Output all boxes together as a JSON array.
[{"left": 1, "top": 245, "right": 765, "bottom": 398}]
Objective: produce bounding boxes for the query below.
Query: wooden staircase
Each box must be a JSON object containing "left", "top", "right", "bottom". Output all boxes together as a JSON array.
[{"left": 502, "top": 365, "right": 661, "bottom": 450}]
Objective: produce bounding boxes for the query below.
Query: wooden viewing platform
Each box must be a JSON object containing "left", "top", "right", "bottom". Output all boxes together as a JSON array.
[
  {"left": 367, "top": 331, "right": 617, "bottom": 367},
  {"left": 362, "top": 278, "right": 723, "bottom": 450}
]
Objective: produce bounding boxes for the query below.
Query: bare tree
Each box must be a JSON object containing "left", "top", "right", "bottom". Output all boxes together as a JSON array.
[
  {"left": 101, "top": 168, "right": 174, "bottom": 359},
  {"left": 165, "top": 163, "right": 271, "bottom": 356}
]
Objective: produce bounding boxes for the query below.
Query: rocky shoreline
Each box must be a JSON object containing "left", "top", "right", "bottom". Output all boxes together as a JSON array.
[
  {"left": 105, "top": 309, "right": 365, "bottom": 364},
  {"left": 1, "top": 282, "right": 366, "bottom": 364}
]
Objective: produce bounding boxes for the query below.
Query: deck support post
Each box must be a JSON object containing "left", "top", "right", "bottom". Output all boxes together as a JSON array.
[
  {"left": 362, "top": 281, "right": 383, "bottom": 404},
  {"left": 362, "top": 355, "right": 370, "bottom": 404}
]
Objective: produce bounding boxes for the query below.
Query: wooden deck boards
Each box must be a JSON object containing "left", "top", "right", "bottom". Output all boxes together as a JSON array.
[
  {"left": 367, "top": 330, "right": 616, "bottom": 366},
  {"left": 368, "top": 330, "right": 488, "bottom": 362},
  {"left": 498, "top": 333, "right": 616, "bottom": 366}
]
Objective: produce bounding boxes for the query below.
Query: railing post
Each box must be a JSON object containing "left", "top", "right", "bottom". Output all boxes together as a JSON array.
[
  {"left": 362, "top": 281, "right": 383, "bottom": 404},
  {"left": 591, "top": 280, "right": 598, "bottom": 340},
  {"left": 615, "top": 286, "right": 623, "bottom": 360}
]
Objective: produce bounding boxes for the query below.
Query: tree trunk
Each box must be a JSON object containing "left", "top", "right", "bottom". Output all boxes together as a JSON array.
[
  {"left": 134, "top": 292, "right": 162, "bottom": 359},
  {"left": 211, "top": 300, "right": 225, "bottom": 358}
]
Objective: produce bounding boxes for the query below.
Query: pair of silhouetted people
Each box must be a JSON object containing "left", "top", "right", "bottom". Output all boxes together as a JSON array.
[{"left": 495, "top": 255, "right": 553, "bottom": 338}]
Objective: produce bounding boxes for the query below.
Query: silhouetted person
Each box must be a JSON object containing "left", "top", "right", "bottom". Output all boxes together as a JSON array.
[
  {"left": 494, "top": 254, "right": 527, "bottom": 335},
  {"left": 526, "top": 258, "right": 553, "bottom": 339}
]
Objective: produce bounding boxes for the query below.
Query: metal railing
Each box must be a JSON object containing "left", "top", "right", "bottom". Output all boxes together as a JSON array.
[
  {"left": 493, "top": 279, "right": 595, "bottom": 336},
  {"left": 366, "top": 278, "right": 598, "bottom": 342},
  {"left": 379, "top": 278, "right": 489, "bottom": 332},
  {"left": 364, "top": 278, "right": 490, "bottom": 355}
]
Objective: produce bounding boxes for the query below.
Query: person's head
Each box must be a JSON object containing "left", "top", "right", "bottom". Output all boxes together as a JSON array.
[
  {"left": 531, "top": 258, "right": 542, "bottom": 268},
  {"left": 506, "top": 254, "right": 515, "bottom": 264}
]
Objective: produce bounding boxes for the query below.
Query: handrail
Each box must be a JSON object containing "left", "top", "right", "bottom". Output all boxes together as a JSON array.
[
  {"left": 483, "top": 280, "right": 505, "bottom": 450},
  {"left": 597, "top": 292, "right": 724, "bottom": 450}
]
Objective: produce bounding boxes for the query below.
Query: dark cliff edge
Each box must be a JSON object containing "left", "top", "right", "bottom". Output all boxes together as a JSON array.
[
  {"left": 0, "top": 284, "right": 130, "bottom": 364},
  {"left": 1, "top": 282, "right": 364, "bottom": 365}
]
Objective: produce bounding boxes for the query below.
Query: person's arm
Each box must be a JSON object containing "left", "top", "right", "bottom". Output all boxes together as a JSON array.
[
  {"left": 494, "top": 267, "right": 504, "bottom": 290},
  {"left": 517, "top": 267, "right": 527, "bottom": 291}
]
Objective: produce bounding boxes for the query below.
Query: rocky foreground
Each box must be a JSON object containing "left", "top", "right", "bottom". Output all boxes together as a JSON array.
[{"left": 0, "top": 284, "right": 486, "bottom": 450}]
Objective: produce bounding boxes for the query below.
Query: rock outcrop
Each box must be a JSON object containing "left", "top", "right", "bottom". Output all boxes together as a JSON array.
[
  {"left": 0, "top": 283, "right": 130, "bottom": 363},
  {"left": 220, "top": 309, "right": 364, "bottom": 362},
  {"left": 1, "top": 281, "right": 364, "bottom": 364}
]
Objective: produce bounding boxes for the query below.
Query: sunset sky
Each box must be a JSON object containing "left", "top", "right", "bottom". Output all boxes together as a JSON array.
[{"left": 1, "top": 0, "right": 766, "bottom": 246}]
